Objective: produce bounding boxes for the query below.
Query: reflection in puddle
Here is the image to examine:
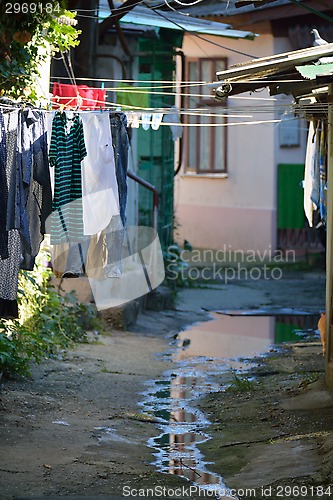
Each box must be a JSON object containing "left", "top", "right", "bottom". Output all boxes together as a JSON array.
[{"left": 141, "top": 312, "right": 320, "bottom": 498}]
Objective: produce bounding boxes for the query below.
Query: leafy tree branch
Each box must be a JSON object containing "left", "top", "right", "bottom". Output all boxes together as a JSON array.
[{"left": 0, "top": 1, "right": 81, "bottom": 101}]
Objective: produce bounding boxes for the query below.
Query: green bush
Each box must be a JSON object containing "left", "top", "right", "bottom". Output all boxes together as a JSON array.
[{"left": 0, "top": 251, "right": 98, "bottom": 378}]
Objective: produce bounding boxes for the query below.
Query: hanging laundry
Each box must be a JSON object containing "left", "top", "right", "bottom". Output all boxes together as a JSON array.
[
  {"left": 52, "top": 82, "right": 106, "bottom": 110},
  {"left": 303, "top": 120, "right": 316, "bottom": 227},
  {"left": 130, "top": 113, "right": 140, "bottom": 129},
  {"left": 0, "top": 230, "right": 21, "bottom": 319},
  {"left": 81, "top": 112, "right": 120, "bottom": 235},
  {"left": 6, "top": 109, "right": 31, "bottom": 252},
  {"left": 151, "top": 112, "right": 163, "bottom": 131},
  {"left": 116, "top": 82, "right": 149, "bottom": 109},
  {"left": 110, "top": 112, "right": 129, "bottom": 227},
  {"left": 141, "top": 112, "right": 152, "bottom": 130},
  {"left": 106, "top": 112, "right": 130, "bottom": 278},
  {"left": 0, "top": 106, "right": 52, "bottom": 318},
  {"left": 0, "top": 112, "right": 8, "bottom": 259},
  {"left": 304, "top": 118, "right": 328, "bottom": 236},
  {"left": 310, "top": 121, "right": 321, "bottom": 210},
  {"left": 48, "top": 111, "right": 87, "bottom": 245},
  {"left": 18, "top": 109, "right": 52, "bottom": 270},
  {"left": 0, "top": 110, "right": 21, "bottom": 319},
  {"left": 319, "top": 121, "right": 327, "bottom": 223},
  {"left": 0, "top": 103, "right": 132, "bottom": 318},
  {"left": 50, "top": 111, "right": 130, "bottom": 281}
]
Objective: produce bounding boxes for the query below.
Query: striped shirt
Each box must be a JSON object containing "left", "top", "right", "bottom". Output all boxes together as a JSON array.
[{"left": 49, "top": 112, "right": 87, "bottom": 244}]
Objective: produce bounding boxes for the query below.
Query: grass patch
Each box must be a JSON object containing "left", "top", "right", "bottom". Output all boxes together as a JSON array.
[{"left": 226, "top": 372, "right": 257, "bottom": 393}]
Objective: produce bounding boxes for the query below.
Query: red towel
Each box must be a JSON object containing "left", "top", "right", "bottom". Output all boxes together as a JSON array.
[{"left": 52, "top": 82, "right": 106, "bottom": 110}]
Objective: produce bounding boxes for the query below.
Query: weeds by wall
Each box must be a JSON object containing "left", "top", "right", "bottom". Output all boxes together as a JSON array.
[{"left": 0, "top": 252, "right": 99, "bottom": 378}]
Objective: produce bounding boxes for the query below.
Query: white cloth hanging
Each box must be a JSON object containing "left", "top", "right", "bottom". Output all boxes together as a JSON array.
[
  {"left": 81, "top": 112, "right": 120, "bottom": 235},
  {"left": 151, "top": 112, "right": 163, "bottom": 130},
  {"left": 141, "top": 112, "right": 151, "bottom": 130},
  {"left": 303, "top": 120, "right": 316, "bottom": 227}
]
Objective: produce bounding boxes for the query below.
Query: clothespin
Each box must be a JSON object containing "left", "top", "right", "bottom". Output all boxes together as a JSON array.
[
  {"left": 99, "top": 83, "right": 105, "bottom": 112},
  {"left": 76, "top": 93, "right": 83, "bottom": 110}
]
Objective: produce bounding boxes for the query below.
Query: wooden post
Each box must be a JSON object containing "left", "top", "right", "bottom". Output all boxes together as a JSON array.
[{"left": 325, "top": 83, "right": 333, "bottom": 387}]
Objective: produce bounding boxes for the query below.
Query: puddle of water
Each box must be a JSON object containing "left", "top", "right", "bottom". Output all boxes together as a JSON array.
[{"left": 140, "top": 312, "right": 320, "bottom": 498}]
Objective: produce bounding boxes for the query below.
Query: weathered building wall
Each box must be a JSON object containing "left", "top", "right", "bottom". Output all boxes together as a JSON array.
[{"left": 174, "top": 28, "right": 306, "bottom": 254}]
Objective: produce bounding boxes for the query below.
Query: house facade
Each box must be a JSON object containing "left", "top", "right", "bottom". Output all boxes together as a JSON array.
[
  {"left": 56, "top": 0, "right": 254, "bottom": 251},
  {"left": 174, "top": 0, "right": 333, "bottom": 255}
]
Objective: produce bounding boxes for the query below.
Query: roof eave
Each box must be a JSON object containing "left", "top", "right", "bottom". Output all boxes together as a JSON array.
[
  {"left": 216, "top": 43, "right": 333, "bottom": 82},
  {"left": 214, "top": 43, "right": 333, "bottom": 100}
]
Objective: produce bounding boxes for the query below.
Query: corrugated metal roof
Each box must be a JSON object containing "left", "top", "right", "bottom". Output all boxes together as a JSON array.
[
  {"left": 216, "top": 42, "right": 333, "bottom": 81},
  {"left": 98, "top": 1, "right": 256, "bottom": 38},
  {"left": 214, "top": 42, "right": 333, "bottom": 99},
  {"left": 158, "top": 0, "right": 290, "bottom": 18},
  {"left": 296, "top": 61, "right": 333, "bottom": 79},
  {"left": 120, "top": 6, "right": 256, "bottom": 38}
]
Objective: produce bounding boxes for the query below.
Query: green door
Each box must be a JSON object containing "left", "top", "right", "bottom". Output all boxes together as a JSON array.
[
  {"left": 277, "top": 163, "right": 305, "bottom": 229},
  {"left": 136, "top": 34, "right": 182, "bottom": 250}
]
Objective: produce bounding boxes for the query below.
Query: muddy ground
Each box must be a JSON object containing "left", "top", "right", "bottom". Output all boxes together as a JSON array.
[{"left": 0, "top": 265, "right": 331, "bottom": 500}]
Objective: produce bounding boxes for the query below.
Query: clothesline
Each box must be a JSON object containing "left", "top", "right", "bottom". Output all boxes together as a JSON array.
[
  {"left": 49, "top": 98, "right": 329, "bottom": 115},
  {"left": 51, "top": 98, "right": 293, "bottom": 111},
  {"left": 49, "top": 76, "right": 307, "bottom": 87},
  {"left": 0, "top": 103, "right": 304, "bottom": 128},
  {"left": 50, "top": 76, "right": 299, "bottom": 102},
  {"left": 0, "top": 99, "right": 296, "bottom": 114},
  {"left": 49, "top": 92, "right": 305, "bottom": 114},
  {"left": 51, "top": 83, "right": 272, "bottom": 100},
  {"left": 2, "top": 90, "right": 315, "bottom": 119},
  {"left": 2, "top": 88, "right": 309, "bottom": 115}
]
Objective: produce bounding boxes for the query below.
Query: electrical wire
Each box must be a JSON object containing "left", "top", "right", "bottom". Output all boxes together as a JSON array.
[{"left": 145, "top": 3, "right": 259, "bottom": 58}]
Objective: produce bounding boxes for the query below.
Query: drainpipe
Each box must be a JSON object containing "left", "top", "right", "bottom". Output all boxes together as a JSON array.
[{"left": 325, "top": 82, "right": 333, "bottom": 387}]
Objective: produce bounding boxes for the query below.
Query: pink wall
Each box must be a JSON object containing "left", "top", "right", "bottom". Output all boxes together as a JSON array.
[{"left": 175, "top": 204, "right": 276, "bottom": 252}]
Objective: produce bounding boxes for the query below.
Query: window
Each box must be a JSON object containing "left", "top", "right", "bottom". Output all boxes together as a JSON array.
[{"left": 184, "top": 58, "right": 228, "bottom": 174}]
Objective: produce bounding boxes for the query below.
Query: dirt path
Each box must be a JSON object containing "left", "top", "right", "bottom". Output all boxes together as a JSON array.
[
  {"left": 0, "top": 318, "right": 194, "bottom": 499},
  {"left": 0, "top": 268, "right": 329, "bottom": 499}
]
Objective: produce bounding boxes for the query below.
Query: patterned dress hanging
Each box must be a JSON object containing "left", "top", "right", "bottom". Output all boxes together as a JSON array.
[
  {"left": 0, "top": 111, "right": 8, "bottom": 259},
  {"left": 0, "top": 110, "right": 21, "bottom": 319}
]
